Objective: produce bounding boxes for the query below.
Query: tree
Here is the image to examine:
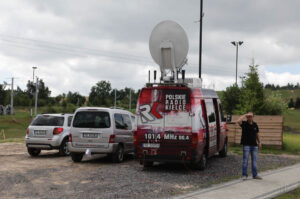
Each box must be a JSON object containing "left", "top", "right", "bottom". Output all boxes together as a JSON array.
[
  {"left": 66, "top": 91, "right": 86, "bottom": 106},
  {"left": 89, "top": 81, "right": 112, "bottom": 106},
  {"left": 236, "top": 62, "right": 265, "bottom": 115},
  {"left": 222, "top": 84, "right": 241, "bottom": 114},
  {"left": 295, "top": 97, "right": 300, "bottom": 109},
  {"left": 288, "top": 98, "right": 295, "bottom": 108},
  {"left": 26, "top": 79, "right": 51, "bottom": 100},
  {"left": 0, "top": 84, "right": 6, "bottom": 105}
]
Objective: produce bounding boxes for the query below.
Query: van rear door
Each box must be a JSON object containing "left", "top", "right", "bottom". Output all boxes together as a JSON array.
[
  {"left": 71, "top": 110, "right": 112, "bottom": 148},
  {"left": 137, "top": 87, "right": 193, "bottom": 156}
]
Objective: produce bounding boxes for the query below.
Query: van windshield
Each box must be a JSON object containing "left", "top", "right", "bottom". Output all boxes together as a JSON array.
[
  {"left": 31, "top": 115, "right": 64, "bottom": 126},
  {"left": 73, "top": 111, "right": 111, "bottom": 128}
]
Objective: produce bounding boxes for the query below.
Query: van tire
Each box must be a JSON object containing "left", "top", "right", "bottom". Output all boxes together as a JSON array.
[
  {"left": 59, "top": 138, "right": 70, "bottom": 156},
  {"left": 27, "top": 148, "right": 41, "bottom": 157},
  {"left": 112, "top": 145, "right": 124, "bottom": 163},
  {"left": 193, "top": 154, "right": 207, "bottom": 170},
  {"left": 71, "top": 152, "right": 83, "bottom": 162},
  {"left": 143, "top": 161, "right": 154, "bottom": 167},
  {"left": 219, "top": 141, "right": 227, "bottom": 157}
]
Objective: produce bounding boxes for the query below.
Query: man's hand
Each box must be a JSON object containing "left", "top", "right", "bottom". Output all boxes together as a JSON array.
[{"left": 258, "top": 143, "right": 262, "bottom": 150}]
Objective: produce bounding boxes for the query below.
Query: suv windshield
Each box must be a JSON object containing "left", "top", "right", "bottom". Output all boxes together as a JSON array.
[
  {"left": 31, "top": 115, "right": 64, "bottom": 126},
  {"left": 73, "top": 111, "right": 111, "bottom": 128}
]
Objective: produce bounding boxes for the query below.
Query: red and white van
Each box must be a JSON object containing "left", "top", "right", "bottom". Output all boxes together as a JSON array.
[{"left": 134, "top": 83, "right": 228, "bottom": 169}]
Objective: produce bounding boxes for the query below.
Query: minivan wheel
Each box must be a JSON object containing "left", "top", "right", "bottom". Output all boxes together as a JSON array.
[
  {"left": 27, "top": 148, "right": 41, "bottom": 157},
  {"left": 71, "top": 152, "right": 83, "bottom": 162},
  {"left": 59, "top": 138, "right": 70, "bottom": 156},
  {"left": 112, "top": 145, "right": 124, "bottom": 163},
  {"left": 219, "top": 141, "right": 227, "bottom": 158}
]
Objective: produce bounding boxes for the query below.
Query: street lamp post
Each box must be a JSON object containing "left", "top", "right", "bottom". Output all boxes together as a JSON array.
[
  {"left": 32, "top": 67, "right": 37, "bottom": 83},
  {"left": 231, "top": 41, "right": 243, "bottom": 85}
]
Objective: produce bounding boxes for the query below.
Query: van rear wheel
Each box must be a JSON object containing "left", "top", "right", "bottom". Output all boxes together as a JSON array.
[
  {"left": 112, "top": 145, "right": 124, "bottom": 163},
  {"left": 219, "top": 141, "right": 227, "bottom": 157},
  {"left": 71, "top": 152, "right": 83, "bottom": 162},
  {"left": 192, "top": 154, "right": 207, "bottom": 170},
  {"left": 27, "top": 148, "right": 41, "bottom": 157}
]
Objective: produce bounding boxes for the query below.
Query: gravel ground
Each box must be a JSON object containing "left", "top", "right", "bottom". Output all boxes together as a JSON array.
[{"left": 0, "top": 143, "right": 299, "bottom": 199}]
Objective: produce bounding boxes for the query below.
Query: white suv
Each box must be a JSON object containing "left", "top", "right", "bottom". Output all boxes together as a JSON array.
[
  {"left": 68, "top": 107, "right": 136, "bottom": 163},
  {"left": 25, "top": 113, "right": 73, "bottom": 156}
]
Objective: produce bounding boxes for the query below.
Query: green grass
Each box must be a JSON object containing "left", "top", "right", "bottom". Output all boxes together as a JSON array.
[
  {"left": 283, "top": 110, "right": 300, "bottom": 132},
  {"left": 229, "top": 132, "right": 300, "bottom": 155},
  {"left": 275, "top": 186, "right": 300, "bottom": 199}
]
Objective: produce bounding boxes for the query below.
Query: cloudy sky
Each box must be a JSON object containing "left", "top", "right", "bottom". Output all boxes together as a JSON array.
[{"left": 0, "top": 0, "right": 300, "bottom": 96}]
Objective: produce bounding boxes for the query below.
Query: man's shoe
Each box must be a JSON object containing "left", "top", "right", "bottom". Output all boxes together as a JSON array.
[
  {"left": 253, "top": 175, "right": 263, "bottom": 180},
  {"left": 242, "top": 176, "right": 248, "bottom": 181}
]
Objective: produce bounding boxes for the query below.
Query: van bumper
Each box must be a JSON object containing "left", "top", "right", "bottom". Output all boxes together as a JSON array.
[
  {"left": 25, "top": 135, "right": 62, "bottom": 149},
  {"left": 68, "top": 142, "right": 118, "bottom": 154}
]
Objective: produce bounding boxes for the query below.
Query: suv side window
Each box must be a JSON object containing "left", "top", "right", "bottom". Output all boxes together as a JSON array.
[
  {"left": 114, "top": 113, "right": 126, "bottom": 130},
  {"left": 68, "top": 116, "right": 73, "bottom": 127},
  {"left": 123, "top": 114, "right": 132, "bottom": 130}
]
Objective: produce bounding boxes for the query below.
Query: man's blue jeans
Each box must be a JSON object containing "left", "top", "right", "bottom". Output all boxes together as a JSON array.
[{"left": 242, "top": 145, "right": 258, "bottom": 177}]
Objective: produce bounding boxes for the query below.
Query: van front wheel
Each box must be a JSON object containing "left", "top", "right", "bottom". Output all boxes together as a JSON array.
[
  {"left": 219, "top": 141, "right": 227, "bottom": 157},
  {"left": 112, "top": 145, "right": 124, "bottom": 163}
]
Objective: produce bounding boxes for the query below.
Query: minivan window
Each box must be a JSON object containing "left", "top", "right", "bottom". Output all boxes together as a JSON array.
[
  {"left": 219, "top": 104, "right": 226, "bottom": 122},
  {"left": 114, "top": 114, "right": 126, "bottom": 129},
  {"left": 31, "top": 115, "right": 64, "bottom": 126},
  {"left": 206, "top": 102, "right": 216, "bottom": 123},
  {"left": 73, "top": 111, "right": 110, "bottom": 128},
  {"left": 123, "top": 114, "right": 132, "bottom": 130},
  {"left": 68, "top": 116, "right": 73, "bottom": 127}
]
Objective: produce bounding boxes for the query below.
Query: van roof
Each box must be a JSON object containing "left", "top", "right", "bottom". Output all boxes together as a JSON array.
[
  {"left": 141, "top": 85, "right": 219, "bottom": 99},
  {"left": 76, "top": 107, "right": 135, "bottom": 115}
]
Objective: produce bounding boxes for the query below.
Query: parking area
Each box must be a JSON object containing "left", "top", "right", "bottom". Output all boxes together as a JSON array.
[{"left": 0, "top": 143, "right": 300, "bottom": 199}]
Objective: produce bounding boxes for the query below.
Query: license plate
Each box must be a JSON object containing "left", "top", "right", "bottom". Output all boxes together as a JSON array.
[
  {"left": 34, "top": 130, "right": 46, "bottom": 136},
  {"left": 142, "top": 143, "right": 160, "bottom": 148},
  {"left": 82, "top": 133, "right": 98, "bottom": 138}
]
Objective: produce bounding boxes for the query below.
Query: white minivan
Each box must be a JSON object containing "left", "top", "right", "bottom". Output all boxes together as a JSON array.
[{"left": 68, "top": 107, "right": 136, "bottom": 163}]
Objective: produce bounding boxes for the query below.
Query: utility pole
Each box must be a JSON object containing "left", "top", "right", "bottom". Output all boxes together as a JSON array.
[
  {"left": 10, "top": 77, "right": 14, "bottom": 115},
  {"left": 114, "top": 89, "right": 116, "bottom": 108},
  {"left": 231, "top": 41, "right": 243, "bottom": 85},
  {"left": 129, "top": 89, "right": 132, "bottom": 111},
  {"left": 199, "top": 0, "right": 204, "bottom": 79},
  {"left": 34, "top": 77, "right": 39, "bottom": 115}
]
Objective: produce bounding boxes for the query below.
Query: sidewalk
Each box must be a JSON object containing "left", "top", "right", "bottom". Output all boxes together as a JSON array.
[{"left": 173, "top": 163, "right": 300, "bottom": 199}]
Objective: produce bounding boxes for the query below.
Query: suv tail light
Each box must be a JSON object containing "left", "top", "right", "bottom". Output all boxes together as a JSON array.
[
  {"left": 69, "top": 133, "right": 72, "bottom": 142},
  {"left": 26, "top": 128, "right": 29, "bottom": 135},
  {"left": 53, "top": 127, "right": 64, "bottom": 135},
  {"left": 109, "top": 134, "right": 115, "bottom": 143},
  {"left": 192, "top": 133, "right": 199, "bottom": 149}
]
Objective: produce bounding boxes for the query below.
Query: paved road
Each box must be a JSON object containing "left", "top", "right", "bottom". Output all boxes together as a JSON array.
[{"left": 174, "top": 163, "right": 300, "bottom": 199}]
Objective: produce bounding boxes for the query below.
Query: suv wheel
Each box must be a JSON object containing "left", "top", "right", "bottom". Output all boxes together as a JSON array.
[
  {"left": 59, "top": 138, "right": 70, "bottom": 156},
  {"left": 219, "top": 141, "right": 227, "bottom": 157},
  {"left": 71, "top": 153, "right": 83, "bottom": 162},
  {"left": 27, "top": 148, "right": 41, "bottom": 157},
  {"left": 112, "top": 145, "right": 124, "bottom": 163}
]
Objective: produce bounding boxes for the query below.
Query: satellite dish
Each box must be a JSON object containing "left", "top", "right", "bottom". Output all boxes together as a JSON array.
[{"left": 149, "top": 20, "right": 189, "bottom": 82}]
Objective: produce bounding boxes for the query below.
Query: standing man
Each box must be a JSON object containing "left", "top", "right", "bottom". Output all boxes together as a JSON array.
[{"left": 237, "top": 112, "right": 262, "bottom": 180}]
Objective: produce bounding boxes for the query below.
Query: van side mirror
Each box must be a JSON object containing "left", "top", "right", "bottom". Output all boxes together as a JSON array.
[{"left": 226, "top": 114, "right": 232, "bottom": 122}]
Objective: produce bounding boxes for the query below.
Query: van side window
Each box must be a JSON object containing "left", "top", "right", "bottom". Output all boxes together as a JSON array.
[
  {"left": 206, "top": 102, "right": 216, "bottom": 123},
  {"left": 114, "top": 114, "right": 126, "bottom": 129},
  {"left": 123, "top": 114, "right": 132, "bottom": 130},
  {"left": 67, "top": 116, "right": 73, "bottom": 127}
]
